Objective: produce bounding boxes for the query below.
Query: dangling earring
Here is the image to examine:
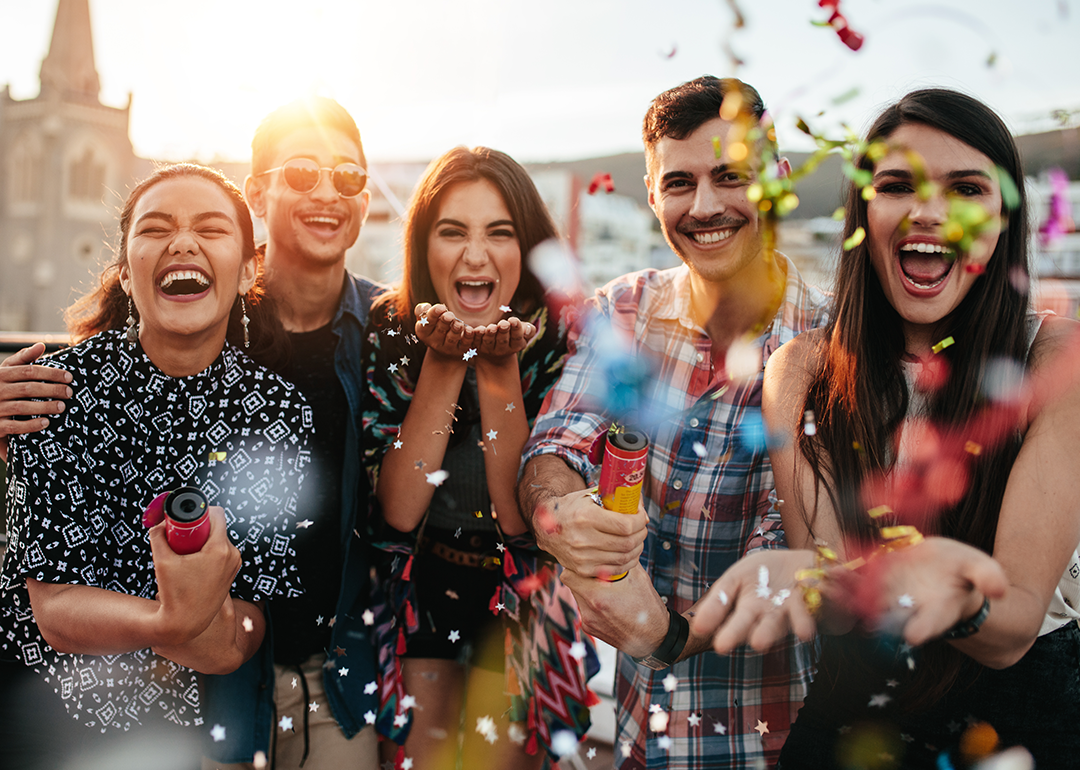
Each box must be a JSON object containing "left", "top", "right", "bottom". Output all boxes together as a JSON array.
[
  {"left": 240, "top": 295, "right": 250, "bottom": 349},
  {"left": 125, "top": 296, "right": 138, "bottom": 349}
]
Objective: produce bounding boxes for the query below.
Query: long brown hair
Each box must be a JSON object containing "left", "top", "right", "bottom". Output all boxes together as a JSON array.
[
  {"left": 374, "top": 146, "right": 556, "bottom": 324},
  {"left": 65, "top": 163, "right": 288, "bottom": 368},
  {"left": 799, "top": 90, "right": 1031, "bottom": 706}
]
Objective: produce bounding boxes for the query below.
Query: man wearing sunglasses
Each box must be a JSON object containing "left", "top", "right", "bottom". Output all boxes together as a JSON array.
[{"left": 0, "top": 97, "right": 384, "bottom": 770}]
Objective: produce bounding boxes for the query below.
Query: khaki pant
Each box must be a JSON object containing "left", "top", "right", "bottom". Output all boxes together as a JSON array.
[{"left": 204, "top": 654, "right": 378, "bottom": 770}]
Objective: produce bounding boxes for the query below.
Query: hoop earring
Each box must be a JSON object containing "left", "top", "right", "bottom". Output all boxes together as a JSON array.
[
  {"left": 125, "top": 296, "right": 138, "bottom": 349},
  {"left": 240, "top": 295, "right": 250, "bottom": 349}
]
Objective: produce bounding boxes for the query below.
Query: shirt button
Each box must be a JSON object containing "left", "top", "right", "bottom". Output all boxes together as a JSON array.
[
  {"left": 689, "top": 418, "right": 699, "bottom": 428},
  {"left": 662, "top": 541, "right": 672, "bottom": 550},
  {"left": 696, "top": 352, "right": 704, "bottom": 363},
  {"left": 672, "top": 479, "right": 683, "bottom": 490}
]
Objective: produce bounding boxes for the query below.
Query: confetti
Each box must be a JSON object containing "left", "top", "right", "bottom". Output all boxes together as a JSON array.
[
  {"left": 587, "top": 172, "right": 615, "bottom": 195},
  {"left": 551, "top": 730, "right": 579, "bottom": 756},
  {"left": 418, "top": 315, "right": 429, "bottom": 326},
  {"left": 362, "top": 609, "right": 375, "bottom": 625},
  {"left": 400, "top": 356, "right": 410, "bottom": 366},
  {"left": 309, "top": 701, "right": 320, "bottom": 712},
  {"left": 869, "top": 692, "right": 892, "bottom": 708},
  {"left": 463, "top": 348, "right": 478, "bottom": 361},
  {"left": 867, "top": 505, "right": 892, "bottom": 519},
  {"left": 486, "top": 429, "right": 498, "bottom": 440},
  {"left": 211, "top": 724, "right": 226, "bottom": 742},
  {"left": 394, "top": 713, "right": 408, "bottom": 728},
  {"left": 445, "top": 589, "right": 459, "bottom": 599},
  {"left": 843, "top": 227, "right": 866, "bottom": 250},
  {"left": 364, "top": 680, "right": 378, "bottom": 694},
  {"left": 755, "top": 565, "right": 771, "bottom": 598},
  {"left": 505, "top": 402, "right": 516, "bottom": 412},
  {"left": 338, "top": 667, "right": 349, "bottom": 677},
  {"left": 663, "top": 673, "right": 678, "bottom": 692},
  {"left": 803, "top": 410, "right": 817, "bottom": 436},
  {"left": 476, "top": 715, "right": 498, "bottom": 743},
  {"left": 388, "top": 363, "right": 398, "bottom": 374},
  {"left": 692, "top": 441, "right": 707, "bottom": 458},
  {"left": 414, "top": 459, "right": 426, "bottom": 470},
  {"left": 448, "top": 629, "right": 461, "bottom": 642},
  {"left": 657, "top": 735, "right": 673, "bottom": 750},
  {"left": 587, "top": 746, "right": 598, "bottom": 759},
  {"left": 393, "top": 440, "right": 403, "bottom": 450},
  {"left": 426, "top": 470, "right": 449, "bottom": 486},
  {"left": 621, "top": 740, "right": 633, "bottom": 757},
  {"left": 402, "top": 758, "right": 414, "bottom": 770},
  {"left": 570, "top": 641, "right": 587, "bottom": 660},
  {"left": 291, "top": 676, "right": 298, "bottom": 689},
  {"left": 499, "top": 305, "right": 512, "bottom": 312},
  {"left": 755, "top": 719, "right": 769, "bottom": 736},
  {"left": 296, "top": 519, "right": 314, "bottom": 529},
  {"left": 649, "top": 710, "right": 670, "bottom": 732},
  {"left": 932, "top": 336, "right": 955, "bottom": 354},
  {"left": 964, "top": 263, "right": 986, "bottom": 275},
  {"left": 688, "top": 713, "right": 702, "bottom": 727},
  {"left": 279, "top": 716, "right": 294, "bottom": 731},
  {"left": 772, "top": 588, "right": 791, "bottom": 607},
  {"left": 254, "top": 751, "right": 268, "bottom": 769},
  {"left": 712, "top": 136, "right": 722, "bottom": 159},
  {"left": 208, "top": 451, "right": 226, "bottom": 462},
  {"left": 713, "top": 721, "right": 727, "bottom": 735},
  {"left": 508, "top": 723, "right": 527, "bottom": 744},
  {"left": 242, "top": 616, "right": 254, "bottom": 633},
  {"left": 965, "top": 440, "right": 982, "bottom": 455},
  {"left": 401, "top": 694, "right": 417, "bottom": 710},
  {"left": 718, "top": 589, "right": 729, "bottom": 605},
  {"left": 334, "top": 646, "right": 346, "bottom": 656},
  {"left": 898, "top": 594, "right": 914, "bottom": 608}
]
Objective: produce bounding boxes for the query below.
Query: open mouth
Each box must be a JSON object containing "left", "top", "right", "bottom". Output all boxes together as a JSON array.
[
  {"left": 301, "top": 214, "right": 341, "bottom": 232},
  {"left": 690, "top": 228, "right": 736, "bottom": 245},
  {"left": 159, "top": 270, "right": 210, "bottom": 296},
  {"left": 456, "top": 280, "right": 495, "bottom": 308},
  {"left": 898, "top": 243, "right": 956, "bottom": 289}
]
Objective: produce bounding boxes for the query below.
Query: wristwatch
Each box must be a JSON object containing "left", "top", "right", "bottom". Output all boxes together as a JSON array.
[{"left": 632, "top": 604, "right": 690, "bottom": 671}]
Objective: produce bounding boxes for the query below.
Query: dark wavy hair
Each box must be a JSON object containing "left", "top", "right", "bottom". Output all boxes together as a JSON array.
[
  {"left": 65, "top": 163, "right": 288, "bottom": 368},
  {"left": 798, "top": 89, "right": 1031, "bottom": 707},
  {"left": 642, "top": 75, "right": 776, "bottom": 176},
  {"left": 375, "top": 146, "right": 556, "bottom": 324}
]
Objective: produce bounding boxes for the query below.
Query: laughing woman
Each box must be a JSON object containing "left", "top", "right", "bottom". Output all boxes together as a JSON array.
[
  {"left": 692, "top": 90, "right": 1080, "bottom": 768},
  {"left": 0, "top": 164, "right": 310, "bottom": 769},
  {"left": 363, "top": 147, "right": 595, "bottom": 769}
]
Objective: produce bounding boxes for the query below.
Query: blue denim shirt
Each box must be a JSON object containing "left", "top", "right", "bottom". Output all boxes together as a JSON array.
[{"left": 204, "top": 271, "right": 385, "bottom": 761}]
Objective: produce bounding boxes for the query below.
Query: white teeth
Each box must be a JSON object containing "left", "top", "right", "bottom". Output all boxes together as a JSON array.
[
  {"left": 691, "top": 229, "right": 734, "bottom": 244},
  {"left": 459, "top": 281, "right": 492, "bottom": 287},
  {"left": 907, "top": 275, "right": 948, "bottom": 289},
  {"left": 899, "top": 242, "right": 955, "bottom": 256},
  {"left": 159, "top": 270, "right": 210, "bottom": 289},
  {"left": 303, "top": 216, "right": 339, "bottom": 226}
]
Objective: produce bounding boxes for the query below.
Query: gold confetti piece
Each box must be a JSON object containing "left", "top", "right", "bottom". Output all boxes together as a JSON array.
[
  {"left": 861, "top": 186, "right": 876, "bottom": 201},
  {"left": 932, "top": 336, "right": 955, "bottom": 354},
  {"left": 665, "top": 500, "right": 681, "bottom": 510},
  {"left": 964, "top": 440, "right": 982, "bottom": 455},
  {"left": 712, "top": 136, "right": 722, "bottom": 158},
  {"left": 843, "top": 227, "right": 866, "bottom": 250},
  {"left": 728, "top": 141, "right": 748, "bottom": 161},
  {"left": 208, "top": 451, "right": 226, "bottom": 461},
  {"left": 474, "top": 510, "right": 484, "bottom": 518},
  {"left": 867, "top": 504, "right": 893, "bottom": 519}
]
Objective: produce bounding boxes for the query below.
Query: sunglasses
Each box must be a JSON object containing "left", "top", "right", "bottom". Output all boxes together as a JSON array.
[{"left": 258, "top": 158, "right": 367, "bottom": 198}]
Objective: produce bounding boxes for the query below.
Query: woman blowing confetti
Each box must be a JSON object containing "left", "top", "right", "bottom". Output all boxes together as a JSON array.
[
  {"left": 692, "top": 90, "right": 1080, "bottom": 768},
  {"left": 0, "top": 164, "right": 311, "bottom": 769},
  {"left": 362, "top": 146, "right": 595, "bottom": 769}
]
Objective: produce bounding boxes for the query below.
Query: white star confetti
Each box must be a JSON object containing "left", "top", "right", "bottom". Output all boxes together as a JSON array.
[
  {"left": 508, "top": 723, "right": 527, "bottom": 744},
  {"left": 211, "top": 724, "right": 226, "bottom": 742},
  {"left": 476, "top": 715, "right": 498, "bottom": 743},
  {"left": 279, "top": 716, "right": 294, "bottom": 731},
  {"left": 316, "top": 615, "right": 324, "bottom": 625},
  {"left": 886, "top": 679, "right": 899, "bottom": 688},
  {"left": 387, "top": 328, "right": 399, "bottom": 336},
  {"left": 454, "top": 527, "right": 462, "bottom": 539},
  {"left": 587, "top": 746, "right": 597, "bottom": 759},
  {"left": 253, "top": 751, "right": 267, "bottom": 769},
  {"left": 449, "top": 630, "right": 461, "bottom": 642},
  {"left": 713, "top": 721, "right": 727, "bottom": 735},
  {"left": 621, "top": 740, "right": 633, "bottom": 758},
  {"left": 402, "top": 758, "right": 414, "bottom": 770},
  {"left": 495, "top": 602, "right": 505, "bottom": 612},
  {"left": 364, "top": 710, "right": 376, "bottom": 724},
  {"left": 242, "top": 616, "right": 254, "bottom": 633},
  {"left": 394, "top": 713, "right": 408, "bottom": 727},
  {"left": 393, "top": 440, "right": 403, "bottom": 450},
  {"left": 688, "top": 713, "right": 702, "bottom": 727},
  {"left": 426, "top": 470, "right": 449, "bottom": 486},
  {"left": 756, "top": 566, "right": 771, "bottom": 599},
  {"left": 463, "top": 348, "right": 478, "bottom": 361},
  {"left": 649, "top": 704, "right": 663, "bottom": 714},
  {"left": 338, "top": 667, "right": 349, "bottom": 677},
  {"left": 569, "top": 641, "right": 587, "bottom": 660},
  {"left": 505, "top": 402, "right": 516, "bottom": 412},
  {"left": 499, "top": 305, "right": 512, "bottom": 312},
  {"left": 291, "top": 676, "right": 298, "bottom": 689},
  {"left": 388, "top": 363, "right": 398, "bottom": 374},
  {"left": 419, "top": 315, "right": 429, "bottom": 326},
  {"left": 496, "top": 542, "right": 505, "bottom": 552},
  {"left": 657, "top": 735, "right": 673, "bottom": 750},
  {"left": 755, "top": 719, "right": 769, "bottom": 736},
  {"left": 692, "top": 441, "right": 707, "bottom": 458},
  {"left": 401, "top": 695, "right": 417, "bottom": 710},
  {"left": 662, "top": 673, "right": 678, "bottom": 692},
  {"left": 898, "top": 594, "right": 914, "bottom": 608},
  {"left": 296, "top": 519, "right": 314, "bottom": 529},
  {"left": 486, "top": 429, "right": 498, "bottom": 441},
  {"left": 649, "top": 710, "right": 669, "bottom": 732},
  {"left": 869, "top": 693, "right": 892, "bottom": 708},
  {"left": 364, "top": 681, "right": 378, "bottom": 694},
  {"left": 772, "top": 589, "right": 791, "bottom": 607},
  {"left": 309, "top": 701, "right": 320, "bottom": 712},
  {"left": 717, "top": 589, "right": 729, "bottom": 605},
  {"left": 362, "top": 609, "right": 375, "bottom": 626},
  {"left": 400, "top": 356, "right": 410, "bottom": 366}
]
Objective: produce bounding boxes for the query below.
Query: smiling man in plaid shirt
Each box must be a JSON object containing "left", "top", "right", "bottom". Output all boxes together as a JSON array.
[{"left": 517, "top": 76, "right": 829, "bottom": 768}]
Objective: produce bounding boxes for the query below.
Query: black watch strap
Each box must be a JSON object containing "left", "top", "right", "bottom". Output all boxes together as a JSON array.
[
  {"left": 632, "top": 604, "right": 690, "bottom": 671},
  {"left": 943, "top": 596, "right": 990, "bottom": 640}
]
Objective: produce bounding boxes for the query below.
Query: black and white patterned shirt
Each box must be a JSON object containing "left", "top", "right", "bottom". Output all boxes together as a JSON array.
[{"left": 1, "top": 329, "right": 313, "bottom": 733}]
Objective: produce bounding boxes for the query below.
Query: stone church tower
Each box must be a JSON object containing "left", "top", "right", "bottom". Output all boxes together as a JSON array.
[{"left": 0, "top": 0, "right": 139, "bottom": 332}]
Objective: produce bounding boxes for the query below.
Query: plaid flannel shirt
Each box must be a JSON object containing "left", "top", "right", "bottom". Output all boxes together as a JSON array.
[{"left": 523, "top": 255, "right": 829, "bottom": 769}]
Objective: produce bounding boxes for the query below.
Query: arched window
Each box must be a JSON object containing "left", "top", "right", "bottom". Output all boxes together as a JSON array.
[
  {"left": 68, "top": 145, "right": 106, "bottom": 203},
  {"left": 9, "top": 134, "right": 41, "bottom": 206}
]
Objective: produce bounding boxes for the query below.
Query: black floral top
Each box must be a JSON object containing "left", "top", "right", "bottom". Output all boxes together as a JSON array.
[{"left": 0, "top": 329, "right": 313, "bottom": 733}]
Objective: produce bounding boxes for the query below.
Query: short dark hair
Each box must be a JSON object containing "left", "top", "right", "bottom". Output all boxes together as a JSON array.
[
  {"left": 642, "top": 76, "right": 772, "bottom": 173},
  {"left": 380, "top": 146, "right": 557, "bottom": 323},
  {"left": 250, "top": 96, "right": 366, "bottom": 175}
]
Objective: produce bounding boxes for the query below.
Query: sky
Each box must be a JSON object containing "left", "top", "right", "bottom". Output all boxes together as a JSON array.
[{"left": 0, "top": 0, "right": 1078, "bottom": 164}]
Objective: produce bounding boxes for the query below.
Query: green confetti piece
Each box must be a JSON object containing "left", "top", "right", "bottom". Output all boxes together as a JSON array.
[
  {"left": 931, "top": 336, "right": 955, "bottom": 354},
  {"left": 843, "top": 227, "right": 866, "bottom": 250}
]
